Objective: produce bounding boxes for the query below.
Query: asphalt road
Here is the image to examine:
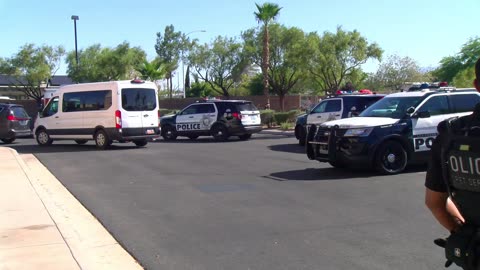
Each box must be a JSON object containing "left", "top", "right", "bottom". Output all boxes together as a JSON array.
[{"left": 9, "top": 133, "right": 449, "bottom": 270}]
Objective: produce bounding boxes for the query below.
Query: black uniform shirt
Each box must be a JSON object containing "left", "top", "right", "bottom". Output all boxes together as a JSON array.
[{"left": 425, "top": 114, "right": 477, "bottom": 192}]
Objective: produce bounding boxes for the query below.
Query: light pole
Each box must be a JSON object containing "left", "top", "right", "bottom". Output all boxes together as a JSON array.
[
  {"left": 182, "top": 30, "right": 206, "bottom": 98},
  {"left": 71, "top": 15, "right": 79, "bottom": 66}
]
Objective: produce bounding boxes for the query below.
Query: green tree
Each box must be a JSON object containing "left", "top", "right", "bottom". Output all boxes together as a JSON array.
[
  {"left": 66, "top": 42, "right": 146, "bottom": 83},
  {"left": 308, "top": 26, "right": 383, "bottom": 95},
  {"left": 452, "top": 66, "right": 475, "bottom": 88},
  {"left": 373, "top": 54, "right": 424, "bottom": 91},
  {"left": 0, "top": 44, "right": 65, "bottom": 103},
  {"left": 434, "top": 37, "right": 480, "bottom": 83},
  {"left": 189, "top": 36, "right": 246, "bottom": 97},
  {"left": 155, "top": 25, "right": 186, "bottom": 98},
  {"left": 135, "top": 59, "right": 166, "bottom": 81},
  {"left": 254, "top": 2, "right": 282, "bottom": 105}
]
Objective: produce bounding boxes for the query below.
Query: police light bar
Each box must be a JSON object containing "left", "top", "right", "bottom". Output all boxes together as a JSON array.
[{"left": 130, "top": 79, "right": 145, "bottom": 84}]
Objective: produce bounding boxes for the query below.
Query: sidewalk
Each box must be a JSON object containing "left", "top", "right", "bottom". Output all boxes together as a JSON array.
[
  {"left": 259, "top": 128, "right": 295, "bottom": 137},
  {"left": 0, "top": 147, "right": 143, "bottom": 270}
]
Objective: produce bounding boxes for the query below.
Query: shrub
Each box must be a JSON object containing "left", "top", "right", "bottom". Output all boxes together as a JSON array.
[
  {"left": 274, "top": 112, "right": 290, "bottom": 125},
  {"left": 260, "top": 110, "right": 275, "bottom": 127},
  {"left": 159, "top": 109, "right": 177, "bottom": 116},
  {"left": 280, "top": 122, "right": 294, "bottom": 130}
]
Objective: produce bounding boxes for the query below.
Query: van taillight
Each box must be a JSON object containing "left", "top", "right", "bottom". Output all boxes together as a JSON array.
[
  {"left": 232, "top": 112, "right": 242, "bottom": 120},
  {"left": 158, "top": 110, "right": 161, "bottom": 127},
  {"left": 115, "top": 110, "right": 122, "bottom": 129}
]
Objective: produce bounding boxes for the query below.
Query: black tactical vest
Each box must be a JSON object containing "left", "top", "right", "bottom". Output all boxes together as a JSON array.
[{"left": 442, "top": 113, "right": 480, "bottom": 226}]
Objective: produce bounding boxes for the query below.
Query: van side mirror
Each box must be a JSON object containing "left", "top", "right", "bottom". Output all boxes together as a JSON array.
[{"left": 406, "top": 107, "right": 415, "bottom": 114}]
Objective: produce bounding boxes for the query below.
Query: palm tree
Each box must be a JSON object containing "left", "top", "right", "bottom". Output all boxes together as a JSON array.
[
  {"left": 254, "top": 2, "right": 282, "bottom": 106},
  {"left": 136, "top": 59, "right": 166, "bottom": 82}
]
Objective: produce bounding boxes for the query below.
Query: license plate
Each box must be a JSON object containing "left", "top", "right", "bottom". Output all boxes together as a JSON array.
[
  {"left": 19, "top": 120, "right": 28, "bottom": 126},
  {"left": 319, "top": 145, "right": 328, "bottom": 154},
  {"left": 250, "top": 116, "right": 257, "bottom": 120},
  {"left": 146, "top": 129, "right": 154, "bottom": 135}
]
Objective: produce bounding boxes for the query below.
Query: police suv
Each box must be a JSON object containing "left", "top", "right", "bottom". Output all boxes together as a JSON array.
[
  {"left": 160, "top": 99, "right": 262, "bottom": 141},
  {"left": 295, "top": 94, "right": 385, "bottom": 145},
  {"left": 306, "top": 88, "right": 480, "bottom": 174}
]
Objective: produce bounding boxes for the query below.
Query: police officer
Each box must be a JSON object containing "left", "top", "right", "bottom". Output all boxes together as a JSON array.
[{"left": 425, "top": 57, "right": 480, "bottom": 269}]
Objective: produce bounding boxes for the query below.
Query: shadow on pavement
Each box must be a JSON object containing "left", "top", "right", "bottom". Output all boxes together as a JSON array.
[
  {"left": 267, "top": 165, "right": 427, "bottom": 181},
  {"left": 268, "top": 143, "right": 304, "bottom": 154},
  {"left": 152, "top": 134, "right": 288, "bottom": 144}
]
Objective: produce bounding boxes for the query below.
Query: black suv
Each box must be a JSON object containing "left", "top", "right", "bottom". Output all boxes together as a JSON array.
[
  {"left": 0, "top": 103, "right": 32, "bottom": 144},
  {"left": 295, "top": 94, "right": 384, "bottom": 145},
  {"left": 160, "top": 100, "right": 262, "bottom": 141}
]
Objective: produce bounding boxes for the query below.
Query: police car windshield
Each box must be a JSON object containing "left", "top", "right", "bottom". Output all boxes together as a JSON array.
[{"left": 359, "top": 96, "right": 423, "bottom": 119}]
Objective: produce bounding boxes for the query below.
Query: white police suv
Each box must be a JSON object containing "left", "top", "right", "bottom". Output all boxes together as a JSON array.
[
  {"left": 306, "top": 88, "right": 480, "bottom": 174},
  {"left": 160, "top": 99, "right": 262, "bottom": 141}
]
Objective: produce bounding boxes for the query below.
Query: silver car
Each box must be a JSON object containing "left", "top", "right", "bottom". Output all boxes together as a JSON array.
[{"left": 0, "top": 103, "right": 32, "bottom": 144}]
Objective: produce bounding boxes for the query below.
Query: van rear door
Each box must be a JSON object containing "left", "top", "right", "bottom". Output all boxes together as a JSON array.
[{"left": 120, "top": 87, "right": 158, "bottom": 135}]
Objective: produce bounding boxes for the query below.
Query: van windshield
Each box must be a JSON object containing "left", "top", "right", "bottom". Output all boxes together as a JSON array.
[
  {"left": 121, "top": 88, "right": 157, "bottom": 111},
  {"left": 359, "top": 96, "right": 423, "bottom": 119}
]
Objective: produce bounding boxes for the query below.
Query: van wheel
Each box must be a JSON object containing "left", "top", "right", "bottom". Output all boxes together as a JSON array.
[
  {"left": 94, "top": 130, "right": 111, "bottom": 150},
  {"left": 75, "top": 140, "right": 88, "bottom": 145},
  {"left": 162, "top": 125, "right": 177, "bottom": 141},
  {"left": 188, "top": 135, "right": 199, "bottom": 140},
  {"left": 36, "top": 129, "right": 53, "bottom": 146},
  {"left": 375, "top": 141, "right": 407, "bottom": 175},
  {"left": 133, "top": 139, "right": 148, "bottom": 147},
  {"left": 238, "top": 134, "right": 252, "bottom": 140},
  {"left": 211, "top": 124, "right": 229, "bottom": 141},
  {"left": 1, "top": 138, "right": 15, "bottom": 144}
]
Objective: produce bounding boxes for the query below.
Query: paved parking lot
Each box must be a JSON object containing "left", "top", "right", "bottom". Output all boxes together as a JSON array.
[{"left": 8, "top": 133, "right": 447, "bottom": 270}]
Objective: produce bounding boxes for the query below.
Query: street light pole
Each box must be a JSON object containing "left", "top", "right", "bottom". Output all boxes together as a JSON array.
[
  {"left": 71, "top": 15, "right": 79, "bottom": 66},
  {"left": 182, "top": 30, "right": 206, "bottom": 98}
]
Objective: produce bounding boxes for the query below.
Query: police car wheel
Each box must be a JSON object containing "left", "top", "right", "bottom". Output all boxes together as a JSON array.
[
  {"left": 75, "top": 140, "right": 88, "bottom": 145},
  {"left": 329, "top": 160, "right": 346, "bottom": 168},
  {"left": 375, "top": 141, "right": 407, "bottom": 174},
  {"left": 188, "top": 135, "right": 199, "bottom": 140},
  {"left": 133, "top": 139, "right": 148, "bottom": 147},
  {"left": 162, "top": 125, "right": 177, "bottom": 141},
  {"left": 1, "top": 138, "right": 15, "bottom": 144},
  {"left": 211, "top": 124, "right": 229, "bottom": 141},
  {"left": 238, "top": 134, "right": 252, "bottom": 140}
]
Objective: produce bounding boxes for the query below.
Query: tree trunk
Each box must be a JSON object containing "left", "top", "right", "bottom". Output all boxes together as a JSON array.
[
  {"left": 279, "top": 94, "right": 285, "bottom": 112},
  {"left": 262, "top": 23, "right": 270, "bottom": 106}
]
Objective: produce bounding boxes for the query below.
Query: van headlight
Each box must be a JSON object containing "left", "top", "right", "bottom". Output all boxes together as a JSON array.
[{"left": 344, "top": 127, "right": 373, "bottom": 137}]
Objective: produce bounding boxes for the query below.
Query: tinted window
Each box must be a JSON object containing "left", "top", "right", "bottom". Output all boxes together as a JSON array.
[
  {"left": 12, "top": 107, "right": 29, "bottom": 118},
  {"left": 325, "top": 100, "right": 341, "bottom": 112},
  {"left": 42, "top": 97, "right": 59, "bottom": 117},
  {"left": 450, "top": 94, "right": 480, "bottom": 113},
  {"left": 121, "top": 88, "right": 157, "bottom": 111},
  {"left": 360, "top": 96, "right": 423, "bottom": 118},
  {"left": 235, "top": 102, "right": 258, "bottom": 111},
  {"left": 197, "top": 104, "right": 215, "bottom": 113},
  {"left": 63, "top": 90, "right": 112, "bottom": 112},
  {"left": 418, "top": 96, "right": 450, "bottom": 116},
  {"left": 181, "top": 105, "right": 199, "bottom": 115},
  {"left": 311, "top": 101, "right": 327, "bottom": 113}
]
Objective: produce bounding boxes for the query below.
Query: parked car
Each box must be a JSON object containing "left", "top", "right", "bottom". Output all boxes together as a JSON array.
[
  {"left": 0, "top": 103, "right": 32, "bottom": 144},
  {"left": 295, "top": 94, "right": 385, "bottom": 145},
  {"left": 306, "top": 88, "right": 480, "bottom": 174},
  {"left": 160, "top": 99, "right": 262, "bottom": 141}
]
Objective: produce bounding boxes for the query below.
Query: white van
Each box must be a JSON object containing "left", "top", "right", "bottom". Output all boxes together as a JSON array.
[{"left": 34, "top": 80, "right": 160, "bottom": 149}]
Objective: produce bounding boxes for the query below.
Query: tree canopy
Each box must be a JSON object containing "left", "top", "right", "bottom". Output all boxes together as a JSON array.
[
  {"left": 0, "top": 43, "right": 65, "bottom": 102},
  {"left": 66, "top": 42, "right": 146, "bottom": 83}
]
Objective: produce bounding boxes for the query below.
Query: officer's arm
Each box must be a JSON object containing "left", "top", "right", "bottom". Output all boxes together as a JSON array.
[{"left": 425, "top": 188, "right": 461, "bottom": 232}]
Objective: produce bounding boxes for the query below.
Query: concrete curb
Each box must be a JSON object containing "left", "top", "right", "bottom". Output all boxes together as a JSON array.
[
  {"left": 260, "top": 129, "right": 295, "bottom": 137},
  {"left": 2, "top": 147, "right": 143, "bottom": 270}
]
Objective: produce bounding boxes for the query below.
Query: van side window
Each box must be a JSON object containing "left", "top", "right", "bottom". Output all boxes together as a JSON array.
[
  {"left": 450, "top": 94, "right": 480, "bottom": 113},
  {"left": 42, "top": 97, "right": 59, "bottom": 117},
  {"left": 418, "top": 96, "right": 450, "bottom": 116},
  {"left": 63, "top": 90, "right": 112, "bottom": 112}
]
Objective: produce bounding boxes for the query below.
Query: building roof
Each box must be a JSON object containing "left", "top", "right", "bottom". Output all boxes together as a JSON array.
[{"left": 0, "top": 74, "right": 73, "bottom": 87}]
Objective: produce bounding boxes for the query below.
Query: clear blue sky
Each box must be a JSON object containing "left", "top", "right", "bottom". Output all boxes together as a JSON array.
[{"left": 1, "top": 0, "right": 479, "bottom": 75}]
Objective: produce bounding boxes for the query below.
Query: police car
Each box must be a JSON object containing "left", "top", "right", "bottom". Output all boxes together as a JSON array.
[
  {"left": 160, "top": 99, "right": 262, "bottom": 141},
  {"left": 306, "top": 88, "right": 480, "bottom": 174},
  {"left": 295, "top": 94, "right": 385, "bottom": 145}
]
